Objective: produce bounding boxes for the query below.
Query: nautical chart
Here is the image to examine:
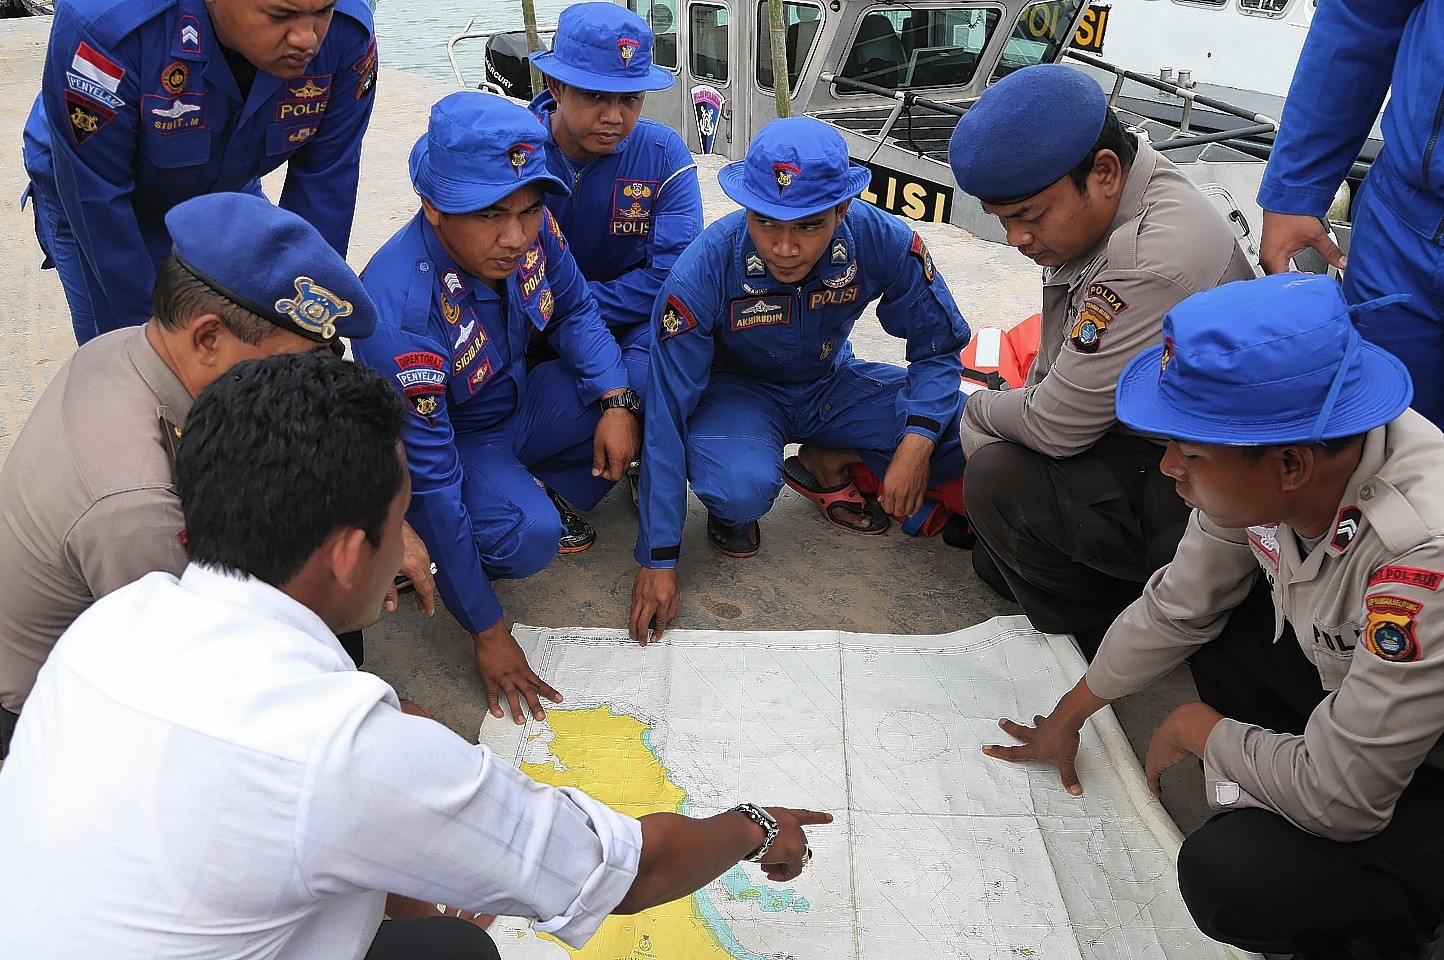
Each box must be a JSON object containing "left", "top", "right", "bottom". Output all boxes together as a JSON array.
[{"left": 479, "top": 617, "right": 1258, "bottom": 960}]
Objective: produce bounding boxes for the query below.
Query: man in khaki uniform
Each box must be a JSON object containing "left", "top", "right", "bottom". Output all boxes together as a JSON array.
[
  {"left": 988, "top": 273, "right": 1444, "bottom": 959},
  {"left": 947, "top": 64, "right": 1254, "bottom": 654},
  {"left": 0, "top": 192, "right": 407, "bottom": 757}
]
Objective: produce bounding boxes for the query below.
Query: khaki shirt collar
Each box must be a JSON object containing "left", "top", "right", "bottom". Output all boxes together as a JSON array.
[
  {"left": 127, "top": 326, "right": 196, "bottom": 429},
  {"left": 1046, "top": 135, "right": 1158, "bottom": 289}
]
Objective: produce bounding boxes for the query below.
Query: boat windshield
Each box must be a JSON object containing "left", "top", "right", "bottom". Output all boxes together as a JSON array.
[
  {"left": 837, "top": 5, "right": 1002, "bottom": 94},
  {"left": 989, "top": 0, "right": 1087, "bottom": 80},
  {"left": 756, "top": 1, "right": 826, "bottom": 92}
]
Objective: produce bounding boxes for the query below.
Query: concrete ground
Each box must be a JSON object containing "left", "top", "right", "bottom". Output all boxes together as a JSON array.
[{"left": 0, "top": 16, "right": 1209, "bottom": 834}]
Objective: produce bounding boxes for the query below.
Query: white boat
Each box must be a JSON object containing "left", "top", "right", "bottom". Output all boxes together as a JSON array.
[{"left": 454, "top": 0, "right": 1371, "bottom": 269}]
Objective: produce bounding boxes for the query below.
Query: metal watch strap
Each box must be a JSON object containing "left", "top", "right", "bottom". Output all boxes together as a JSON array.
[
  {"left": 598, "top": 387, "right": 640, "bottom": 414},
  {"left": 730, "top": 802, "right": 779, "bottom": 862}
]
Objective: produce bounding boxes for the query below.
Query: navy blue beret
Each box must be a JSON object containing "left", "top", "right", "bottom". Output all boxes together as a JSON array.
[
  {"left": 164, "top": 193, "right": 376, "bottom": 343},
  {"left": 949, "top": 64, "right": 1107, "bottom": 204}
]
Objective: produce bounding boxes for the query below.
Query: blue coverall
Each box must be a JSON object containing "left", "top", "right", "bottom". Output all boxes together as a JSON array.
[
  {"left": 1258, "top": 0, "right": 1444, "bottom": 425},
  {"left": 635, "top": 202, "right": 971, "bottom": 568},
  {"left": 353, "top": 210, "right": 629, "bottom": 635},
  {"left": 22, "top": 0, "right": 377, "bottom": 344},
  {"left": 529, "top": 90, "right": 703, "bottom": 387}
]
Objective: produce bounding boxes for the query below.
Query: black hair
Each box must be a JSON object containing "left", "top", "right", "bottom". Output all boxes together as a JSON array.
[
  {"left": 1240, "top": 433, "right": 1366, "bottom": 462},
  {"left": 152, "top": 254, "right": 277, "bottom": 346},
  {"left": 176, "top": 352, "right": 408, "bottom": 587},
  {"left": 1064, "top": 109, "right": 1138, "bottom": 193}
]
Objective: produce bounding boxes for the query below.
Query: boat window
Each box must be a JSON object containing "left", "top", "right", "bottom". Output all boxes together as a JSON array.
[
  {"left": 989, "top": 0, "right": 1087, "bottom": 81},
  {"left": 837, "top": 6, "right": 1001, "bottom": 95},
  {"left": 689, "top": 3, "right": 730, "bottom": 82},
  {"left": 630, "top": 0, "right": 681, "bottom": 69},
  {"left": 756, "top": 1, "right": 824, "bottom": 92},
  {"left": 1237, "top": 0, "right": 1290, "bottom": 16}
]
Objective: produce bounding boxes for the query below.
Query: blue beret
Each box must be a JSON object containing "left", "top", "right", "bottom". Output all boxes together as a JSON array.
[
  {"left": 165, "top": 193, "right": 375, "bottom": 343},
  {"left": 411, "top": 92, "right": 569, "bottom": 215},
  {"left": 718, "top": 117, "right": 872, "bottom": 220},
  {"left": 531, "top": 1, "right": 674, "bottom": 93},
  {"left": 949, "top": 64, "right": 1107, "bottom": 203},
  {"left": 1116, "top": 274, "right": 1413, "bottom": 445}
]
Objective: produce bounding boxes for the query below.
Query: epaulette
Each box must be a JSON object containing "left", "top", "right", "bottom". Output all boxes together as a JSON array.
[{"left": 83, "top": 0, "right": 172, "bottom": 42}]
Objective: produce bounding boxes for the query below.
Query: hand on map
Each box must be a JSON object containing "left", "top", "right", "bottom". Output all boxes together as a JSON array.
[
  {"left": 758, "top": 807, "right": 834, "bottom": 882},
  {"left": 983, "top": 679, "right": 1110, "bottom": 796},
  {"left": 1145, "top": 701, "right": 1224, "bottom": 799},
  {"left": 879, "top": 433, "right": 935, "bottom": 519},
  {"left": 473, "top": 622, "right": 563, "bottom": 723},
  {"left": 1259, "top": 210, "right": 1347, "bottom": 275},
  {"left": 387, "top": 521, "right": 436, "bottom": 616},
  {"left": 629, "top": 567, "right": 680, "bottom": 644}
]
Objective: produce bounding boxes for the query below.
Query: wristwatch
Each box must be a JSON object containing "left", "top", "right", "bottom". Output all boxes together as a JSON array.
[
  {"left": 598, "top": 387, "right": 641, "bottom": 416},
  {"left": 730, "top": 802, "right": 779, "bottom": 862}
]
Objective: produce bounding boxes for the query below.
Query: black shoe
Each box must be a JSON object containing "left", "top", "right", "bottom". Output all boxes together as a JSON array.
[
  {"left": 941, "top": 512, "right": 976, "bottom": 550},
  {"left": 547, "top": 488, "right": 595, "bottom": 554},
  {"left": 706, "top": 513, "right": 760, "bottom": 558}
]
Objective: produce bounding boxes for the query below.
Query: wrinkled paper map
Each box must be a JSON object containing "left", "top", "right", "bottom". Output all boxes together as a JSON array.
[{"left": 479, "top": 616, "right": 1258, "bottom": 960}]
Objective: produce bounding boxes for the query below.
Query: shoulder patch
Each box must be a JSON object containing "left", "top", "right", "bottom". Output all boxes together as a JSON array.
[
  {"left": 1331, "top": 505, "right": 1363, "bottom": 551},
  {"left": 65, "top": 91, "right": 116, "bottom": 146},
  {"left": 658, "top": 294, "right": 699, "bottom": 341},
  {"left": 352, "top": 36, "right": 377, "bottom": 100},
  {"left": 1364, "top": 594, "right": 1423, "bottom": 662},
  {"left": 394, "top": 351, "right": 446, "bottom": 422},
  {"left": 544, "top": 207, "right": 566, "bottom": 250},
  {"left": 1371, "top": 566, "right": 1444, "bottom": 591},
  {"left": 1069, "top": 300, "right": 1111, "bottom": 354},
  {"left": 1086, "top": 282, "right": 1128, "bottom": 314},
  {"left": 908, "top": 232, "right": 936, "bottom": 284}
]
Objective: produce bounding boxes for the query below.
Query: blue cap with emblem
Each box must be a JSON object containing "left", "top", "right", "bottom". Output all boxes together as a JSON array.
[
  {"left": 164, "top": 192, "right": 375, "bottom": 343},
  {"left": 410, "top": 92, "right": 570, "bottom": 215},
  {"left": 948, "top": 64, "right": 1108, "bottom": 204},
  {"left": 1115, "top": 274, "right": 1413, "bottom": 445},
  {"left": 530, "top": 1, "right": 674, "bottom": 93},
  {"left": 718, "top": 117, "right": 873, "bottom": 221}
]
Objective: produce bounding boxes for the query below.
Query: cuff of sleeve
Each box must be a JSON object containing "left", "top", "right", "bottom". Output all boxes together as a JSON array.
[
  {"left": 902, "top": 414, "right": 943, "bottom": 442},
  {"left": 533, "top": 788, "right": 644, "bottom": 948},
  {"left": 451, "top": 587, "right": 504, "bottom": 636},
  {"left": 1200, "top": 716, "right": 1252, "bottom": 784},
  {"left": 1256, "top": 181, "right": 1336, "bottom": 219},
  {"left": 579, "top": 369, "right": 632, "bottom": 408},
  {"left": 635, "top": 542, "right": 680, "bottom": 569}
]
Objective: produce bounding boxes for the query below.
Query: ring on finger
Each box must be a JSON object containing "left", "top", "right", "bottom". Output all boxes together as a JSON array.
[{"left": 800, "top": 843, "right": 812, "bottom": 866}]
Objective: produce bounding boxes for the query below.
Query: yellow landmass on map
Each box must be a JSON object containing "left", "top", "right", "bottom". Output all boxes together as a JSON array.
[{"left": 521, "top": 707, "right": 740, "bottom": 960}]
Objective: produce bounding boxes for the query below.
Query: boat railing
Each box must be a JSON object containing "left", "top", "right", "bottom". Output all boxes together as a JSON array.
[
  {"left": 446, "top": 18, "right": 556, "bottom": 95},
  {"left": 1064, "top": 50, "right": 1278, "bottom": 151}
]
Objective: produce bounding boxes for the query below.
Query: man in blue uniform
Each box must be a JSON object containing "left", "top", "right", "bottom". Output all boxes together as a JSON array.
[
  {"left": 22, "top": 0, "right": 378, "bottom": 344},
  {"left": 352, "top": 93, "right": 638, "bottom": 724},
  {"left": 529, "top": 1, "right": 702, "bottom": 390},
  {"left": 627, "top": 118, "right": 971, "bottom": 643},
  {"left": 1258, "top": 0, "right": 1444, "bottom": 427}
]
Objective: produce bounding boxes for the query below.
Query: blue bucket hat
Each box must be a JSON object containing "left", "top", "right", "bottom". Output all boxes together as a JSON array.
[
  {"left": 410, "top": 92, "right": 569, "bottom": 215},
  {"left": 718, "top": 117, "right": 873, "bottom": 220},
  {"left": 165, "top": 192, "right": 375, "bottom": 343},
  {"left": 1116, "top": 274, "right": 1413, "bottom": 445},
  {"left": 949, "top": 64, "right": 1107, "bottom": 204},
  {"left": 530, "top": 1, "right": 674, "bottom": 93}
]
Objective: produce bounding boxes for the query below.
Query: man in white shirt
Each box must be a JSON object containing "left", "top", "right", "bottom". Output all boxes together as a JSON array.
[{"left": 0, "top": 351, "right": 828, "bottom": 959}]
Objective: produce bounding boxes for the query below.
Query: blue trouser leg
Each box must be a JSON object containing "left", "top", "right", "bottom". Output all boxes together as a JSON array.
[
  {"left": 454, "top": 437, "right": 563, "bottom": 584},
  {"left": 1345, "top": 177, "right": 1444, "bottom": 427},
  {"left": 25, "top": 176, "right": 102, "bottom": 345},
  {"left": 686, "top": 375, "right": 791, "bottom": 526},
  {"left": 510, "top": 359, "right": 613, "bottom": 511},
  {"left": 797, "top": 358, "right": 967, "bottom": 484}
]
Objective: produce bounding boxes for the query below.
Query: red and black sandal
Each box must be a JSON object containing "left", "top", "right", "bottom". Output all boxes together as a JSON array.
[{"left": 782, "top": 455, "right": 890, "bottom": 535}]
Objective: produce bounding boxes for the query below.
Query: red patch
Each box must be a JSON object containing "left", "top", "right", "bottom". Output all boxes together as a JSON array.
[
  {"left": 1370, "top": 566, "right": 1444, "bottom": 591},
  {"left": 353, "top": 37, "right": 377, "bottom": 100},
  {"left": 908, "top": 231, "right": 936, "bottom": 283},
  {"left": 466, "top": 357, "right": 495, "bottom": 394},
  {"left": 395, "top": 351, "right": 445, "bottom": 370},
  {"left": 658, "top": 294, "right": 698, "bottom": 341}
]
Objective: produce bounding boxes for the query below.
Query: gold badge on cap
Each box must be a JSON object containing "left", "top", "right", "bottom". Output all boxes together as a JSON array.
[
  {"left": 772, "top": 162, "right": 800, "bottom": 198},
  {"left": 508, "top": 143, "right": 535, "bottom": 179},
  {"left": 618, "top": 37, "right": 639, "bottom": 68},
  {"left": 1159, "top": 335, "right": 1174, "bottom": 378},
  {"left": 275, "top": 277, "right": 353, "bottom": 340}
]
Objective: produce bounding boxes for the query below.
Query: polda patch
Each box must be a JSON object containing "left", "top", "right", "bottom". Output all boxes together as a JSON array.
[{"left": 1363, "top": 594, "right": 1423, "bottom": 662}]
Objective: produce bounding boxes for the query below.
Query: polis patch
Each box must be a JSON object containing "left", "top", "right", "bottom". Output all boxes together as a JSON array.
[
  {"left": 908, "top": 232, "right": 935, "bottom": 283},
  {"left": 66, "top": 92, "right": 115, "bottom": 146},
  {"left": 659, "top": 294, "right": 698, "bottom": 341},
  {"left": 731, "top": 295, "right": 790, "bottom": 331},
  {"left": 519, "top": 245, "right": 547, "bottom": 299},
  {"left": 808, "top": 285, "right": 860, "bottom": 310},
  {"left": 1371, "top": 566, "right": 1444, "bottom": 591},
  {"left": 144, "top": 93, "right": 206, "bottom": 135},
  {"left": 1364, "top": 594, "right": 1423, "bottom": 662}
]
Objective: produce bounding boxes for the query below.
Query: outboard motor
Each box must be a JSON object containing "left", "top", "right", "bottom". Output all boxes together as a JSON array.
[{"left": 485, "top": 31, "right": 542, "bottom": 100}]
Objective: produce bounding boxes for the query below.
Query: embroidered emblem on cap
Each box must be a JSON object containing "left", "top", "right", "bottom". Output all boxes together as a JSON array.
[
  {"left": 509, "top": 142, "right": 535, "bottom": 178},
  {"left": 1159, "top": 336, "right": 1174, "bottom": 378},
  {"left": 773, "top": 162, "right": 800, "bottom": 197},
  {"left": 1364, "top": 594, "right": 1422, "bottom": 662},
  {"left": 162, "top": 61, "right": 188, "bottom": 95},
  {"left": 275, "top": 276, "right": 353, "bottom": 340},
  {"left": 618, "top": 37, "right": 640, "bottom": 68}
]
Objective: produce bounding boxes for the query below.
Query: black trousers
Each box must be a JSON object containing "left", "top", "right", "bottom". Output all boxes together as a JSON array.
[
  {"left": 965, "top": 435, "right": 1189, "bottom": 654},
  {"left": 366, "top": 917, "right": 499, "bottom": 960},
  {"left": 0, "top": 704, "right": 17, "bottom": 762},
  {"left": 1178, "top": 579, "right": 1444, "bottom": 959}
]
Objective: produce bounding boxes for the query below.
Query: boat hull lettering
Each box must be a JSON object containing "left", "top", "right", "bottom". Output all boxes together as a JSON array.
[{"left": 859, "top": 163, "right": 954, "bottom": 224}]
